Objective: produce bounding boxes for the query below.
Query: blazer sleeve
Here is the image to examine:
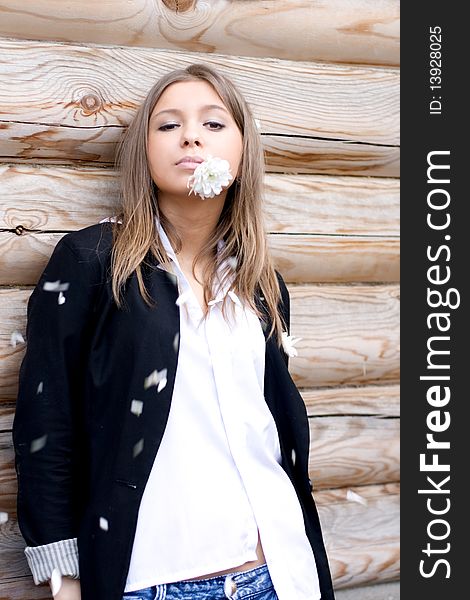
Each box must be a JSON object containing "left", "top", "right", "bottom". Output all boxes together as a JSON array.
[
  {"left": 275, "top": 269, "right": 291, "bottom": 369},
  {"left": 12, "top": 234, "right": 100, "bottom": 584}
]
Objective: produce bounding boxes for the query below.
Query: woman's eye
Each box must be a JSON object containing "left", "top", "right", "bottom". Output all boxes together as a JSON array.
[
  {"left": 158, "top": 121, "right": 225, "bottom": 131},
  {"left": 206, "top": 121, "right": 225, "bottom": 130}
]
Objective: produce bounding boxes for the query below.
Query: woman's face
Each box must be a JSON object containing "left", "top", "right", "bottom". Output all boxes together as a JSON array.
[{"left": 147, "top": 80, "right": 243, "bottom": 203}]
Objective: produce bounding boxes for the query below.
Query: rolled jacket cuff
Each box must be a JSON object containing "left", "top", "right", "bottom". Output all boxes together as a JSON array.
[{"left": 24, "top": 537, "right": 79, "bottom": 585}]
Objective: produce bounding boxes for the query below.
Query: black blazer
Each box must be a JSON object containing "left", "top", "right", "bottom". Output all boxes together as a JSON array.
[{"left": 12, "top": 222, "right": 335, "bottom": 600}]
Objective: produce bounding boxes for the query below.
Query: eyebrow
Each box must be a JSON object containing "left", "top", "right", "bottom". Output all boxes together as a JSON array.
[{"left": 152, "top": 104, "right": 229, "bottom": 119}]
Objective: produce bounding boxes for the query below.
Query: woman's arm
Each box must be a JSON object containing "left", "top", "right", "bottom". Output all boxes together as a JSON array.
[
  {"left": 12, "top": 235, "right": 100, "bottom": 586},
  {"left": 50, "top": 575, "right": 81, "bottom": 599}
]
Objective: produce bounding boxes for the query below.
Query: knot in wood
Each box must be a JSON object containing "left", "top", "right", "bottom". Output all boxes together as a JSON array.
[
  {"left": 15, "top": 225, "right": 25, "bottom": 236},
  {"left": 80, "top": 93, "right": 102, "bottom": 114},
  {"left": 162, "top": 0, "right": 196, "bottom": 13}
]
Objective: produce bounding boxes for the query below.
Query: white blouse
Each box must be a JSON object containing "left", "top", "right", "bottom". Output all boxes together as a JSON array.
[{"left": 123, "top": 217, "right": 321, "bottom": 599}]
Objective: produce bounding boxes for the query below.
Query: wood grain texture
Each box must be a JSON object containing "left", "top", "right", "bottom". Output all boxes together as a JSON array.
[
  {"left": 290, "top": 284, "right": 400, "bottom": 387},
  {"left": 303, "top": 383, "right": 399, "bottom": 418},
  {"left": 0, "top": 426, "right": 399, "bottom": 590},
  {"left": 0, "top": 39, "right": 399, "bottom": 175},
  {"left": 318, "top": 482, "right": 400, "bottom": 589},
  {"left": 0, "top": 0, "right": 400, "bottom": 67},
  {"left": 0, "top": 283, "right": 399, "bottom": 398},
  {"left": 0, "top": 165, "right": 399, "bottom": 282},
  {"left": 0, "top": 231, "right": 399, "bottom": 286},
  {"left": 309, "top": 416, "right": 399, "bottom": 489},
  {"left": 0, "top": 165, "right": 399, "bottom": 234}
]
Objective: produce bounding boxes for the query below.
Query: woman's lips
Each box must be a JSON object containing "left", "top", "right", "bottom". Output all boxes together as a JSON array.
[{"left": 176, "top": 161, "right": 201, "bottom": 169}]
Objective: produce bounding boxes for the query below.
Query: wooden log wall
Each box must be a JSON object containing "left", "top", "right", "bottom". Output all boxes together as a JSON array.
[{"left": 0, "top": 1, "right": 400, "bottom": 597}]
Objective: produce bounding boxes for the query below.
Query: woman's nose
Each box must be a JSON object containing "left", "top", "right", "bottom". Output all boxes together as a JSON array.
[
  {"left": 182, "top": 133, "right": 201, "bottom": 146},
  {"left": 181, "top": 125, "right": 202, "bottom": 146}
]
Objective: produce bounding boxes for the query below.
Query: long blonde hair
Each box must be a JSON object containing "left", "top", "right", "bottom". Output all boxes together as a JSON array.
[{"left": 111, "top": 63, "right": 287, "bottom": 347}]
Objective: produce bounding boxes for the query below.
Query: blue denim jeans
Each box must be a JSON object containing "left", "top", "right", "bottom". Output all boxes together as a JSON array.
[{"left": 122, "top": 563, "right": 279, "bottom": 599}]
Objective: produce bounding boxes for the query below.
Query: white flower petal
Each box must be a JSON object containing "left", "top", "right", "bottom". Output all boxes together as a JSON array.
[
  {"left": 0, "top": 512, "right": 8, "bottom": 524},
  {"left": 130, "top": 399, "right": 143, "bottom": 416},
  {"left": 30, "top": 434, "right": 47, "bottom": 453},
  {"left": 58, "top": 291, "right": 66, "bottom": 304},
  {"left": 133, "top": 438, "right": 144, "bottom": 458},
  {"left": 346, "top": 489, "right": 368, "bottom": 506},
  {"left": 43, "top": 280, "right": 69, "bottom": 292},
  {"left": 37, "top": 381, "right": 43, "bottom": 394},
  {"left": 99, "top": 516, "right": 109, "bottom": 531},
  {"left": 173, "top": 332, "right": 179, "bottom": 353},
  {"left": 50, "top": 568, "right": 63, "bottom": 596},
  {"left": 281, "top": 331, "right": 302, "bottom": 357},
  {"left": 99, "top": 215, "right": 122, "bottom": 224},
  {"left": 10, "top": 331, "right": 25, "bottom": 347},
  {"left": 144, "top": 368, "right": 167, "bottom": 392}
]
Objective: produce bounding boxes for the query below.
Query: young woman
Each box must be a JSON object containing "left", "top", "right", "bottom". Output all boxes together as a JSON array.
[{"left": 13, "top": 64, "right": 335, "bottom": 600}]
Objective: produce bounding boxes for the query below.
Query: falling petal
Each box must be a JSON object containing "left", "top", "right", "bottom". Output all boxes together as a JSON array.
[
  {"left": 291, "top": 448, "right": 296, "bottom": 466},
  {"left": 173, "top": 332, "right": 179, "bottom": 353},
  {"left": 37, "top": 381, "right": 43, "bottom": 394},
  {"left": 281, "top": 331, "right": 302, "bottom": 357},
  {"left": 0, "top": 512, "right": 8, "bottom": 524},
  {"left": 130, "top": 399, "right": 143, "bottom": 416},
  {"left": 133, "top": 438, "right": 144, "bottom": 458},
  {"left": 10, "top": 331, "right": 25, "bottom": 347},
  {"left": 99, "top": 216, "right": 122, "bottom": 224},
  {"left": 157, "top": 375, "right": 167, "bottom": 393},
  {"left": 30, "top": 434, "right": 47, "bottom": 453},
  {"left": 50, "top": 568, "right": 63, "bottom": 596},
  {"left": 58, "top": 291, "right": 66, "bottom": 305},
  {"left": 144, "top": 368, "right": 167, "bottom": 392},
  {"left": 346, "top": 489, "right": 368, "bottom": 506},
  {"left": 176, "top": 289, "right": 191, "bottom": 307},
  {"left": 99, "top": 517, "right": 109, "bottom": 531},
  {"left": 43, "top": 280, "right": 70, "bottom": 292},
  {"left": 255, "top": 118, "right": 262, "bottom": 130},
  {"left": 144, "top": 370, "right": 158, "bottom": 389}
]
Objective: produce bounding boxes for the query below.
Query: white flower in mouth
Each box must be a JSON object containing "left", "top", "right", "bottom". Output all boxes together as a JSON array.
[
  {"left": 187, "top": 155, "right": 233, "bottom": 199},
  {"left": 281, "top": 331, "right": 302, "bottom": 357}
]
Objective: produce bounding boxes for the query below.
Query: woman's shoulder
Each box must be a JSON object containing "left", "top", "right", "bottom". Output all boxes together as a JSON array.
[
  {"left": 46, "top": 222, "right": 115, "bottom": 288},
  {"left": 59, "top": 221, "right": 114, "bottom": 264}
]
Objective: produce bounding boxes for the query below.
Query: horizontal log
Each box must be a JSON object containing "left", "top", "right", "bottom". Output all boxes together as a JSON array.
[
  {"left": 0, "top": 283, "right": 399, "bottom": 398},
  {"left": 309, "top": 416, "right": 399, "bottom": 489},
  {"left": 0, "top": 165, "right": 399, "bottom": 283},
  {"left": 300, "top": 384, "right": 400, "bottom": 417},
  {"left": 0, "top": 382, "right": 400, "bottom": 431},
  {"left": 0, "top": 0, "right": 400, "bottom": 67},
  {"left": 303, "top": 384, "right": 399, "bottom": 418},
  {"left": 0, "top": 165, "right": 399, "bottom": 235},
  {"left": 0, "top": 231, "right": 399, "bottom": 286},
  {"left": 0, "top": 39, "right": 399, "bottom": 175},
  {"left": 317, "top": 482, "right": 400, "bottom": 588},
  {"left": 290, "top": 284, "right": 399, "bottom": 387},
  {"left": 0, "top": 425, "right": 399, "bottom": 590},
  {"left": 1, "top": 130, "right": 400, "bottom": 176}
]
